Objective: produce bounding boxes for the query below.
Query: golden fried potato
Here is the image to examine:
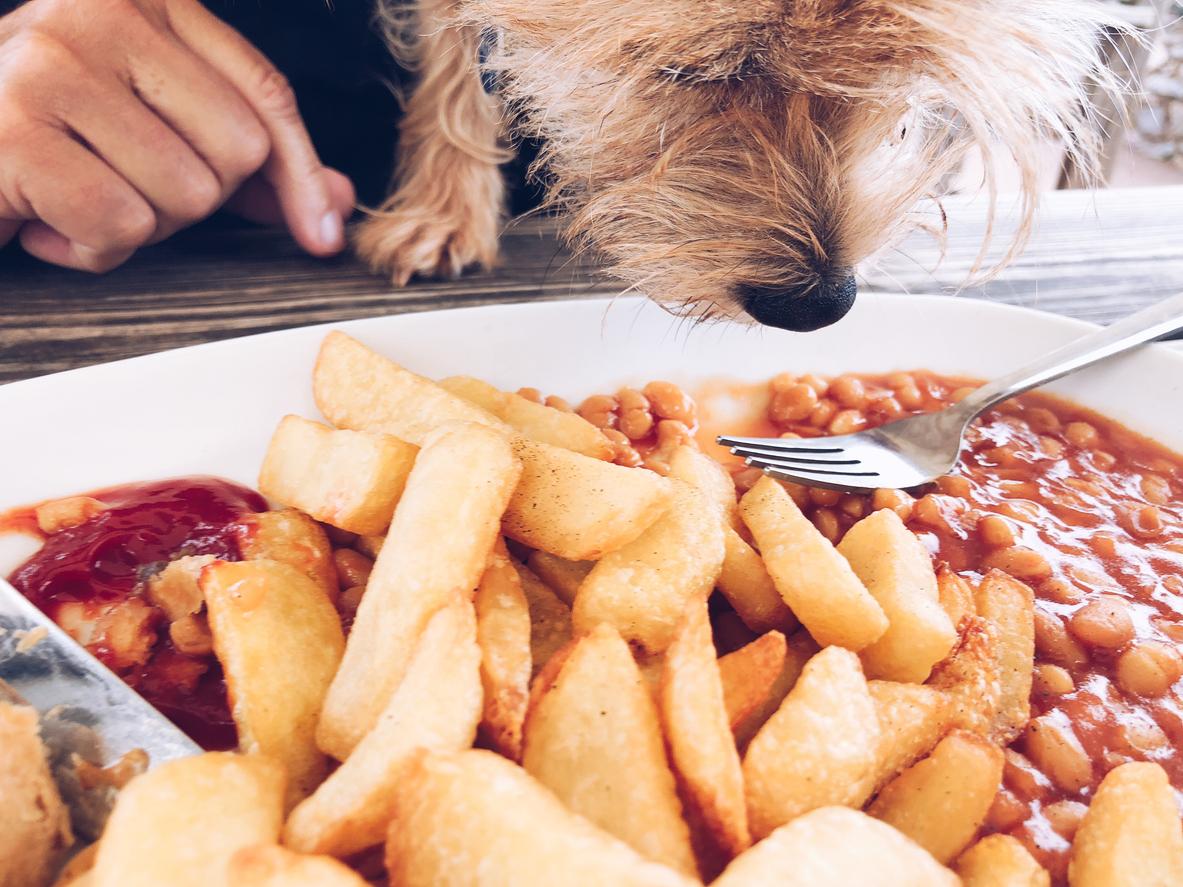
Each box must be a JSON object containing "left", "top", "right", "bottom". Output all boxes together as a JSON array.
[
  {"left": 712, "top": 807, "right": 959, "bottom": 886},
  {"left": 228, "top": 844, "right": 368, "bottom": 887},
  {"left": 974, "top": 570, "right": 1035, "bottom": 743},
  {"left": 503, "top": 437, "right": 672, "bottom": 560},
  {"left": 937, "top": 565, "right": 977, "bottom": 633},
  {"left": 868, "top": 680, "right": 951, "bottom": 791},
  {"left": 868, "top": 730, "right": 1004, "bottom": 864},
  {"left": 838, "top": 508, "right": 956, "bottom": 682},
  {"left": 729, "top": 631, "right": 820, "bottom": 750},
  {"left": 927, "top": 616, "right": 1003, "bottom": 738},
  {"left": 739, "top": 476, "right": 887, "bottom": 651},
  {"left": 236, "top": 509, "right": 337, "bottom": 604},
  {"left": 718, "top": 529, "right": 798, "bottom": 634},
  {"left": 516, "top": 562, "right": 573, "bottom": 679},
  {"left": 742, "top": 646, "right": 880, "bottom": 838},
  {"left": 283, "top": 598, "right": 481, "bottom": 858},
  {"left": 202, "top": 560, "right": 344, "bottom": 807},
  {"left": 474, "top": 541, "right": 531, "bottom": 759},
  {"left": 525, "top": 551, "right": 592, "bottom": 607},
  {"left": 667, "top": 445, "right": 740, "bottom": 530},
  {"left": 574, "top": 482, "right": 724, "bottom": 654},
  {"left": 1068, "top": 762, "right": 1183, "bottom": 887},
  {"left": 313, "top": 331, "right": 506, "bottom": 445},
  {"left": 0, "top": 702, "right": 72, "bottom": 887},
  {"left": 385, "top": 750, "right": 697, "bottom": 887},
  {"left": 956, "top": 834, "right": 1050, "bottom": 887},
  {"left": 717, "top": 631, "right": 787, "bottom": 734},
  {"left": 258, "top": 415, "right": 418, "bottom": 535},
  {"left": 318, "top": 422, "right": 519, "bottom": 759},
  {"left": 660, "top": 600, "right": 750, "bottom": 861},
  {"left": 522, "top": 624, "right": 697, "bottom": 874},
  {"left": 440, "top": 375, "right": 612, "bottom": 460},
  {"left": 93, "top": 753, "right": 285, "bottom": 887}
]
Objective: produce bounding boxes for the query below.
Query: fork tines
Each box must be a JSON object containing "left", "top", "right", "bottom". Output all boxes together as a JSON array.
[{"left": 718, "top": 435, "right": 880, "bottom": 480}]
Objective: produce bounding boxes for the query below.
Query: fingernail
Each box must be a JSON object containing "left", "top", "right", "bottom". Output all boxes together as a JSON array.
[{"left": 320, "top": 211, "right": 344, "bottom": 250}]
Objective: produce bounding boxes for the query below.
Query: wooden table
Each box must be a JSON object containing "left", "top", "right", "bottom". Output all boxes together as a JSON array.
[{"left": 3, "top": 185, "right": 1181, "bottom": 384}]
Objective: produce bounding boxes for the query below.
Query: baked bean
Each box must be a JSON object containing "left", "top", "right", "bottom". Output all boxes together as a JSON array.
[
  {"left": 732, "top": 467, "right": 764, "bottom": 494},
  {"left": 1089, "top": 532, "right": 1120, "bottom": 560},
  {"left": 643, "top": 420, "right": 694, "bottom": 475},
  {"left": 895, "top": 382, "right": 923, "bottom": 410},
  {"left": 602, "top": 428, "right": 643, "bottom": 468},
  {"left": 1064, "top": 421, "right": 1099, "bottom": 448},
  {"left": 912, "top": 494, "right": 968, "bottom": 534},
  {"left": 1063, "top": 478, "right": 1106, "bottom": 497},
  {"left": 516, "top": 387, "right": 543, "bottom": 404},
  {"left": 798, "top": 373, "right": 829, "bottom": 396},
  {"left": 813, "top": 508, "right": 841, "bottom": 543},
  {"left": 998, "top": 479, "right": 1040, "bottom": 500},
  {"left": 768, "top": 372, "right": 797, "bottom": 393},
  {"left": 1034, "top": 610, "right": 1090, "bottom": 668},
  {"left": 577, "top": 394, "right": 619, "bottom": 429},
  {"left": 1023, "top": 715, "right": 1093, "bottom": 793},
  {"left": 1155, "top": 615, "right": 1183, "bottom": 644},
  {"left": 617, "top": 387, "right": 654, "bottom": 440},
  {"left": 809, "top": 487, "right": 841, "bottom": 507},
  {"left": 986, "top": 789, "right": 1031, "bottom": 832},
  {"left": 1003, "top": 749, "right": 1054, "bottom": 799},
  {"left": 1042, "top": 800, "right": 1088, "bottom": 840},
  {"left": 322, "top": 524, "right": 359, "bottom": 547},
  {"left": 1025, "top": 408, "right": 1062, "bottom": 435},
  {"left": 642, "top": 381, "right": 696, "bottom": 425},
  {"left": 334, "top": 549, "right": 374, "bottom": 590},
  {"left": 995, "top": 500, "right": 1042, "bottom": 524},
  {"left": 827, "top": 408, "right": 865, "bottom": 436},
  {"left": 840, "top": 494, "right": 867, "bottom": 520},
  {"left": 1115, "top": 641, "right": 1183, "bottom": 697},
  {"left": 866, "top": 395, "right": 903, "bottom": 423},
  {"left": 1117, "top": 503, "right": 1163, "bottom": 539},
  {"left": 1117, "top": 719, "right": 1170, "bottom": 755},
  {"left": 338, "top": 585, "right": 366, "bottom": 621},
  {"left": 982, "top": 445, "right": 1024, "bottom": 469},
  {"left": 830, "top": 375, "right": 867, "bottom": 409},
  {"left": 1092, "top": 451, "right": 1117, "bottom": 471},
  {"left": 782, "top": 481, "right": 811, "bottom": 510},
  {"left": 981, "top": 546, "right": 1052, "bottom": 582},
  {"left": 1033, "top": 663, "right": 1075, "bottom": 697},
  {"left": 951, "top": 385, "right": 977, "bottom": 403},
  {"left": 1038, "top": 436, "right": 1066, "bottom": 459},
  {"left": 779, "top": 431, "right": 802, "bottom": 440},
  {"left": 978, "top": 514, "right": 1017, "bottom": 548},
  {"left": 545, "top": 394, "right": 574, "bottom": 412},
  {"left": 1041, "top": 578, "right": 1083, "bottom": 605},
  {"left": 871, "top": 488, "right": 914, "bottom": 522},
  {"left": 1068, "top": 595, "right": 1134, "bottom": 650},
  {"left": 768, "top": 383, "right": 818, "bottom": 424},
  {"left": 936, "top": 474, "right": 973, "bottom": 499},
  {"left": 808, "top": 400, "right": 838, "bottom": 428},
  {"left": 1140, "top": 473, "right": 1173, "bottom": 505}
]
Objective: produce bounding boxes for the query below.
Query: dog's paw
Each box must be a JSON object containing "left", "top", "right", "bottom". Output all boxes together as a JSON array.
[{"left": 353, "top": 202, "right": 500, "bottom": 287}]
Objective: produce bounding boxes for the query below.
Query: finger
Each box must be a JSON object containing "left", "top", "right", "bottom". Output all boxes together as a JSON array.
[
  {"left": 225, "top": 167, "right": 355, "bottom": 229},
  {"left": 165, "top": 1, "right": 346, "bottom": 256},
  {"left": 19, "top": 221, "right": 136, "bottom": 273},
  {"left": 0, "top": 219, "right": 20, "bottom": 249}
]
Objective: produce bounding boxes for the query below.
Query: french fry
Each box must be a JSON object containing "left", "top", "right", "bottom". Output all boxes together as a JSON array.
[
  {"left": 868, "top": 730, "right": 1004, "bottom": 864},
  {"left": 742, "top": 646, "right": 880, "bottom": 838},
  {"left": 660, "top": 600, "right": 750, "bottom": 861},
  {"left": 440, "top": 375, "right": 612, "bottom": 460},
  {"left": 202, "top": 560, "right": 345, "bottom": 807},
  {"left": 526, "top": 551, "right": 592, "bottom": 607},
  {"left": 1068, "top": 762, "right": 1183, "bottom": 887},
  {"left": 667, "top": 445, "right": 740, "bottom": 530},
  {"left": 718, "top": 528, "right": 798, "bottom": 634},
  {"left": 0, "top": 702, "right": 72, "bottom": 887},
  {"left": 317, "top": 422, "right": 520, "bottom": 759},
  {"left": 521, "top": 623, "right": 697, "bottom": 874},
  {"left": 837, "top": 508, "right": 957, "bottom": 682},
  {"left": 739, "top": 476, "right": 887, "bottom": 651},
  {"left": 712, "top": 807, "right": 960, "bottom": 886},
  {"left": 937, "top": 564, "right": 977, "bottom": 632},
  {"left": 504, "top": 437, "right": 672, "bottom": 560},
  {"left": 867, "top": 680, "right": 951, "bottom": 791},
  {"left": 974, "top": 570, "right": 1035, "bottom": 743},
  {"left": 474, "top": 541, "right": 532, "bottom": 759},
  {"left": 516, "top": 562, "right": 573, "bottom": 679},
  {"left": 732, "top": 630, "right": 819, "bottom": 750},
  {"left": 258, "top": 415, "right": 418, "bottom": 535},
  {"left": 236, "top": 508, "right": 338, "bottom": 604},
  {"left": 228, "top": 845, "right": 368, "bottom": 887},
  {"left": 92, "top": 753, "right": 285, "bottom": 887},
  {"left": 384, "top": 750, "right": 697, "bottom": 887},
  {"left": 573, "top": 481, "right": 725, "bottom": 654},
  {"left": 313, "top": 331, "right": 506, "bottom": 445},
  {"left": 717, "top": 631, "right": 787, "bottom": 734},
  {"left": 955, "top": 834, "right": 1050, "bottom": 887},
  {"left": 283, "top": 598, "right": 481, "bottom": 858},
  {"left": 927, "top": 616, "right": 1003, "bottom": 738}
]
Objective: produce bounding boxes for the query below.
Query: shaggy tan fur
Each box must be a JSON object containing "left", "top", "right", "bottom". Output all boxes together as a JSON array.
[{"left": 362, "top": 0, "right": 1127, "bottom": 322}]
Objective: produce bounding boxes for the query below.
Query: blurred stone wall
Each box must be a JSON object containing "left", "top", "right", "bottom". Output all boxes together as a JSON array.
[{"left": 1134, "top": 1, "right": 1183, "bottom": 168}]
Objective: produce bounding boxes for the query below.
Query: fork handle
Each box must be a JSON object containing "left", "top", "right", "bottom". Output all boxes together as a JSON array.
[{"left": 957, "top": 291, "right": 1183, "bottom": 420}]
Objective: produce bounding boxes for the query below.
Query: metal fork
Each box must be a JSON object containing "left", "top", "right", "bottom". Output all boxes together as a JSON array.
[{"left": 719, "top": 292, "right": 1183, "bottom": 493}]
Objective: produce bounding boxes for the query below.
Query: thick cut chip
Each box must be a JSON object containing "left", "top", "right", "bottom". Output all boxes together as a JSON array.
[
  {"left": 92, "top": 753, "right": 284, "bottom": 887},
  {"left": 258, "top": 415, "right": 418, "bottom": 535},
  {"left": 504, "top": 437, "right": 672, "bottom": 560},
  {"left": 0, "top": 702, "right": 72, "bottom": 887},
  {"left": 868, "top": 680, "right": 951, "bottom": 791},
  {"left": 236, "top": 509, "right": 337, "bottom": 604},
  {"left": 473, "top": 542, "right": 531, "bottom": 759},
  {"left": 666, "top": 445, "right": 741, "bottom": 530},
  {"left": 573, "top": 482, "right": 725, "bottom": 654},
  {"left": 718, "top": 529, "right": 798, "bottom": 634},
  {"left": 228, "top": 845, "right": 368, "bottom": 887},
  {"left": 928, "top": 616, "right": 1004, "bottom": 738},
  {"left": 1068, "top": 762, "right": 1183, "bottom": 887},
  {"left": 284, "top": 598, "right": 481, "bottom": 858},
  {"left": 660, "top": 600, "right": 750, "bottom": 860},
  {"left": 525, "top": 551, "right": 592, "bottom": 607},
  {"left": 202, "top": 559, "right": 345, "bottom": 806},
  {"left": 838, "top": 508, "right": 957, "bottom": 682},
  {"left": 440, "top": 375, "right": 612, "bottom": 459},
  {"left": 868, "top": 729, "right": 1004, "bottom": 864},
  {"left": 937, "top": 565, "right": 977, "bottom": 632},
  {"left": 974, "top": 570, "right": 1035, "bottom": 743},
  {"left": 712, "top": 807, "right": 959, "bottom": 887},
  {"left": 956, "top": 834, "right": 1050, "bottom": 887},
  {"left": 313, "top": 331, "right": 506, "bottom": 445},
  {"left": 516, "top": 562, "right": 573, "bottom": 678},
  {"left": 739, "top": 476, "right": 887, "bottom": 650},
  {"left": 742, "top": 646, "right": 880, "bottom": 839},
  {"left": 731, "top": 630, "right": 819, "bottom": 750},
  {"left": 522, "top": 624, "right": 697, "bottom": 874},
  {"left": 385, "top": 750, "right": 697, "bottom": 887},
  {"left": 718, "top": 631, "right": 787, "bottom": 733},
  {"left": 318, "top": 422, "right": 519, "bottom": 759}
]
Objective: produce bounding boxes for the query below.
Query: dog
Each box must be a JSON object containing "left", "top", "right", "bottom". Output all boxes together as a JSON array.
[{"left": 354, "top": 0, "right": 1126, "bottom": 332}]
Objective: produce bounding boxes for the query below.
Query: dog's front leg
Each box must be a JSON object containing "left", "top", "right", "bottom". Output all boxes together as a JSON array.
[{"left": 356, "top": 0, "right": 508, "bottom": 285}]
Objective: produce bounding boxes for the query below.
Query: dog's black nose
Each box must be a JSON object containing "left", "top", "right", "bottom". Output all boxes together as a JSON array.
[{"left": 737, "top": 272, "right": 857, "bottom": 332}]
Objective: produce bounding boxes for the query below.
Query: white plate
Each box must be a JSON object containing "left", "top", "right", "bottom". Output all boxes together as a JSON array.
[{"left": 2, "top": 293, "right": 1181, "bottom": 571}]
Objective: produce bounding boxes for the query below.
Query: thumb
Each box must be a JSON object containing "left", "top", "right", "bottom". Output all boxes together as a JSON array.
[
  {"left": 225, "top": 168, "right": 355, "bottom": 230},
  {"left": 0, "top": 219, "right": 21, "bottom": 249}
]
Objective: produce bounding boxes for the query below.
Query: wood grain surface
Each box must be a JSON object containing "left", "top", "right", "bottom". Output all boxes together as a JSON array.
[{"left": 2, "top": 186, "right": 1181, "bottom": 384}]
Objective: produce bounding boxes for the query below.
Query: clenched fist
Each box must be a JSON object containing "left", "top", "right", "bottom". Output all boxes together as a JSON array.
[{"left": 0, "top": 0, "right": 355, "bottom": 272}]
